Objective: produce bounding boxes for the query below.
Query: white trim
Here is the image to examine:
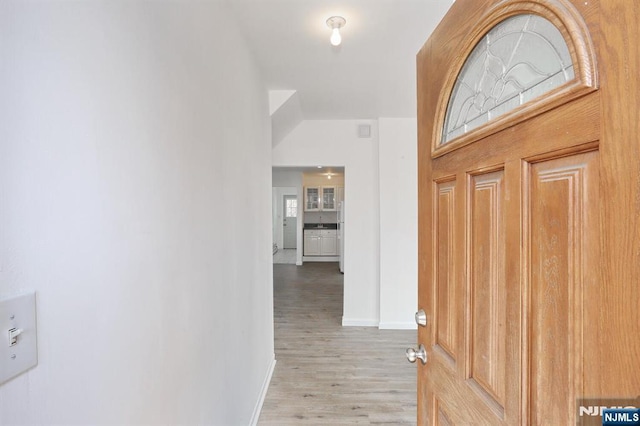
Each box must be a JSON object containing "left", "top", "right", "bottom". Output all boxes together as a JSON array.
[
  {"left": 341, "top": 317, "right": 379, "bottom": 327},
  {"left": 302, "top": 256, "right": 339, "bottom": 262},
  {"left": 378, "top": 321, "right": 417, "bottom": 330},
  {"left": 249, "top": 357, "right": 276, "bottom": 426}
]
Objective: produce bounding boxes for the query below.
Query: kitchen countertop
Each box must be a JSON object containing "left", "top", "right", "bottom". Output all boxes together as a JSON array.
[{"left": 303, "top": 223, "right": 338, "bottom": 230}]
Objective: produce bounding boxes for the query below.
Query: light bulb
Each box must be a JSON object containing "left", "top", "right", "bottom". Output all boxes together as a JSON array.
[
  {"left": 326, "top": 16, "right": 346, "bottom": 46},
  {"left": 330, "top": 28, "right": 342, "bottom": 46}
]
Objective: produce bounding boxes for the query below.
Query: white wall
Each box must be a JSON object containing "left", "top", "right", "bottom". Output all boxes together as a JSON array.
[
  {"left": 303, "top": 174, "right": 345, "bottom": 186},
  {"left": 378, "top": 118, "right": 418, "bottom": 329},
  {"left": 0, "top": 2, "right": 274, "bottom": 425},
  {"left": 304, "top": 211, "right": 338, "bottom": 224},
  {"left": 273, "top": 121, "right": 380, "bottom": 326},
  {"left": 271, "top": 91, "right": 303, "bottom": 147},
  {"left": 272, "top": 170, "right": 304, "bottom": 188}
]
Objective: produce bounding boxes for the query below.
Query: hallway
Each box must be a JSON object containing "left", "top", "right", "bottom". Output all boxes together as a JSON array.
[{"left": 259, "top": 263, "right": 416, "bottom": 425}]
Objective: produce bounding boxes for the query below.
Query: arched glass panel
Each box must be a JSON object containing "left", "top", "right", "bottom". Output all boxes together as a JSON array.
[{"left": 442, "top": 14, "right": 574, "bottom": 144}]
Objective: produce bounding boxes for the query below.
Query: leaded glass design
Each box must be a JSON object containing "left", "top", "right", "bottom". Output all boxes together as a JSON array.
[
  {"left": 442, "top": 14, "right": 574, "bottom": 144},
  {"left": 286, "top": 199, "right": 298, "bottom": 217}
]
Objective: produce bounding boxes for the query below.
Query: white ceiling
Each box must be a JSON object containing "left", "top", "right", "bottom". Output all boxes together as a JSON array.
[{"left": 229, "top": 0, "right": 453, "bottom": 120}]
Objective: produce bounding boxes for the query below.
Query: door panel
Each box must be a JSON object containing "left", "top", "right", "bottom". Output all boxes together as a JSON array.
[
  {"left": 427, "top": 361, "right": 505, "bottom": 424},
  {"left": 434, "top": 179, "right": 457, "bottom": 363},
  {"left": 435, "top": 401, "right": 453, "bottom": 426},
  {"left": 526, "top": 151, "right": 598, "bottom": 424},
  {"left": 429, "top": 164, "right": 514, "bottom": 424},
  {"left": 467, "top": 170, "right": 506, "bottom": 409}
]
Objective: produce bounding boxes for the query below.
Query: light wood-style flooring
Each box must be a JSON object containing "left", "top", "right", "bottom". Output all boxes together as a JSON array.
[
  {"left": 273, "top": 248, "right": 297, "bottom": 264},
  {"left": 258, "top": 263, "right": 417, "bottom": 425}
]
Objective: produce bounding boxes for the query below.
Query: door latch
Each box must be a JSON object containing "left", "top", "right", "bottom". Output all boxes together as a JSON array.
[{"left": 415, "top": 309, "right": 427, "bottom": 327}]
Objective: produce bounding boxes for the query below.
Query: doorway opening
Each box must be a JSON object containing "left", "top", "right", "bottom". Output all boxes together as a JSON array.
[
  {"left": 272, "top": 166, "right": 345, "bottom": 316},
  {"left": 272, "top": 166, "right": 345, "bottom": 271}
]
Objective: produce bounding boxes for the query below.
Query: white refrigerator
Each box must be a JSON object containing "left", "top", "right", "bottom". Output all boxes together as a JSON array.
[{"left": 338, "top": 200, "right": 345, "bottom": 273}]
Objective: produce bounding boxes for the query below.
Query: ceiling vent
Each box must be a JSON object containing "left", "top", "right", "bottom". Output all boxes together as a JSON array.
[{"left": 358, "top": 124, "right": 371, "bottom": 138}]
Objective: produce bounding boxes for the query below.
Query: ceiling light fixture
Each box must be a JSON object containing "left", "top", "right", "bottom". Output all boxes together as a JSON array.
[{"left": 326, "top": 16, "right": 346, "bottom": 46}]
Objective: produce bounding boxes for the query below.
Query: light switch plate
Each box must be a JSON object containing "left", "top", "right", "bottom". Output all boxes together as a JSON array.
[{"left": 0, "top": 293, "right": 37, "bottom": 385}]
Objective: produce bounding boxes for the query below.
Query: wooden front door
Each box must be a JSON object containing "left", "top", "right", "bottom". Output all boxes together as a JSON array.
[{"left": 416, "top": 0, "right": 640, "bottom": 424}]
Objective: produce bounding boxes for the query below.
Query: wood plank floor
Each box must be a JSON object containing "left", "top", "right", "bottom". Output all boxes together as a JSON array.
[{"left": 258, "top": 263, "right": 417, "bottom": 425}]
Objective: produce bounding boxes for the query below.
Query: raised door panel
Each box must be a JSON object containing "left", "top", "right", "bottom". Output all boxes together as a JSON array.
[
  {"left": 435, "top": 399, "right": 453, "bottom": 426},
  {"left": 467, "top": 170, "right": 506, "bottom": 413},
  {"left": 526, "top": 151, "right": 598, "bottom": 425},
  {"left": 433, "top": 179, "right": 457, "bottom": 365}
]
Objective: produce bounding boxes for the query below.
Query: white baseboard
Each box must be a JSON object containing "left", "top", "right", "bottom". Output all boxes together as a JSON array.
[
  {"left": 249, "top": 357, "right": 276, "bottom": 426},
  {"left": 378, "top": 321, "right": 417, "bottom": 330},
  {"left": 342, "top": 317, "right": 379, "bottom": 327},
  {"left": 302, "top": 256, "right": 339, "bottom": 262}
]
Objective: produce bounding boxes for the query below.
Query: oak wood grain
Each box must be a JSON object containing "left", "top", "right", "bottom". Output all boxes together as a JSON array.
[{"left": 417, "top": 0, "right": 640, "bottom": 424}]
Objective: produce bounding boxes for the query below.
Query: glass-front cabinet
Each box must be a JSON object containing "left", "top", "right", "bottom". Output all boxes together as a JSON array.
[
  {"left": 305, "top": 187, "right": 320, "bottom": 211},
  {"left": 322, "top": 186, "right": 336, "bottom": 211},
  {"left": 305, "top": 186, "right": 336, "bottom": 211}
]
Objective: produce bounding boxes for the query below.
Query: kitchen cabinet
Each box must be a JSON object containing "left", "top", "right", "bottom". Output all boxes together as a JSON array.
[
  {"left": 304, "top": 229, "right": 337, "bottom": 256},
  {"left": 304, "top": 186, "right": 336, "bottom": 211},
  {"left": 320, "top": 230, "right": 337, "bottom": 255},
  {"left": 322, "top": 187, "right": 336, "bottom": 211},
  {"left": 305, "top": 187, "right": 320, "bottom": 211},
  {"left": 304, "top": 230, "right": 321, "bottom": 255}
]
